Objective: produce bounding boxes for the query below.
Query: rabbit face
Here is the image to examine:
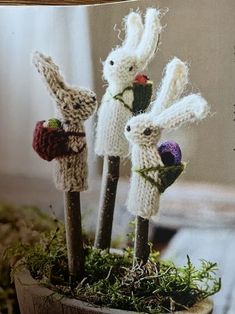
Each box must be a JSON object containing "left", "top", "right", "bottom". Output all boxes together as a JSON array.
[
  {"left": 58, "top": 88, "right": 97, "bottom": 125},
  {"left": 103, "top": 49, "right": 139, "bottom": 86},
  {"left": 125, "top": 114, "right": 162, "bottom": 146}
]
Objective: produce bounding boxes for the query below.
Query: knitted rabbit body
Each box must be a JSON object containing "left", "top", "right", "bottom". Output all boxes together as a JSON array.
[
  {"left": 125, "top": 58, "right": 210, "bottom": 219},
  {"left": 95, "top": 9, "right": 162, "bottom": 158},
  {"left": 33, "top": 52, "right": 97, "bottom": 192}
]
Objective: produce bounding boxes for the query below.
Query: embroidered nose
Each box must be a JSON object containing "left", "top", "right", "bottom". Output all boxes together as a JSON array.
[{"left": 126, "top": 125, "right": 131, "bottom": 132}]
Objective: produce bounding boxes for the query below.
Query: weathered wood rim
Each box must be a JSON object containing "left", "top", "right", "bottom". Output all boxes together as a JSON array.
[{"left": 15, "top": 270, "right": 213, "bottom": 314}]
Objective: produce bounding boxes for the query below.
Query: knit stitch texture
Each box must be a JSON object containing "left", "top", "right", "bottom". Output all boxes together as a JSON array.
[{"left": 32, "top": 52, "right": 97, "bottom": 192}]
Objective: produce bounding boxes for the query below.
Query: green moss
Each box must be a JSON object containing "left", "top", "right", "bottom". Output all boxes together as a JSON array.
[
  {"left": 0, "top": 203, "right": 58, "bottom": 314},
  {"left": 11, "top": 226, "right": 221, "bottom": 313}
]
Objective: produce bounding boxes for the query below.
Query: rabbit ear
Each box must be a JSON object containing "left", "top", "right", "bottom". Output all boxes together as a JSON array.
[
  {"left": 151, "top": 57, "right": 189, "bottom": 116},
  {"left": 32, "top": 51, "right": 97, "bottom": 120},
  {"left": 32, "top": 51, "right": 69, "bottom": 106},
  {"left": 122, "top": 12, "right": 144, "bottom": 50},
  {"left": 135, "top": 8, "right": 162, "bottom": 69},
  {"left": 153, "top": 94, "right": 209, "bottom": 130}
]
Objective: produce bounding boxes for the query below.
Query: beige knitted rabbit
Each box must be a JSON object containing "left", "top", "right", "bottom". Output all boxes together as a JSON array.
[
  {"left": 32, "top": 52, "right": 97, "bottom": 192},
  {"left": 95, "top": 8, "right": 162, "bottom": 158},
  {"left": 125, "top": 57, "right": 209, "bottom": 219}
]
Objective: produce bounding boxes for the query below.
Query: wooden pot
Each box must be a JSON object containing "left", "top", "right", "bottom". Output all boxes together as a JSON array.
[{"left": 15, "top": 270, "right": 213, "bottom": 314}]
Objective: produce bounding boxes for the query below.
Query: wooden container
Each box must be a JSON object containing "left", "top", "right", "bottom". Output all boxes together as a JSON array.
[{"left": 15, "top": 270, "right": 213, "bottom": 314}]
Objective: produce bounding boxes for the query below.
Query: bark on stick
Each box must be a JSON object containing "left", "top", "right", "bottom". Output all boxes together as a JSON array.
[
  {"left": 63, "top": 191, "right": 85, "bottom": 284},
  {"left": 134, "top": 216, "right": 150, "bottom": 265},
  {"left": 94, "top": 156, "right": 120, "bottom": 250}
]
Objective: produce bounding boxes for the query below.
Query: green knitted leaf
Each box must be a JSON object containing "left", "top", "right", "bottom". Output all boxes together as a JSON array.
[
  {"left": 47, "top": 118, "right": 62, "bottom": 129},
  {"left": 132, "top": 81, "right": 153, "bottom": 115},
  {"left": 158, "top": 163, "right": 185, "bottom": 193},
  {"left": 113, "top": 86, "right": 133, "bottom": 113},
  {"left": 134, "top": 163, "right": 185, "bottom": 193}
]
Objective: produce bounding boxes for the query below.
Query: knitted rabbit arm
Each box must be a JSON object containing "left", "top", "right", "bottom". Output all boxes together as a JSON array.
[
  {"left": 32, "top": 51, "right": 97, "bottom": 122},
  {"left": 152, "top": 57, "right": 189, "bottom": 115},
  {"left": 154, "top": 94, "right": 209, "bottom": 130},
  {"left": 135, "top": 163, "right": 185, "bottom": 193}
]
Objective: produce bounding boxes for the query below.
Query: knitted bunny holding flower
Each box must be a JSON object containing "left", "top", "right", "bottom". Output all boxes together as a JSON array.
[
  {"left": 125, "top": 57, "right": 210, "bottom": 219},
  {"left": 95, "top": 8, "right": 162, "bottom": 157},
  {"left": 32, "top": 52, "right": 97, "bottom": 192}
]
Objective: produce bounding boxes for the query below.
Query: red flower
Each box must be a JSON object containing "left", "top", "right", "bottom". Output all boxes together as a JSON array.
[{"left": 134, "top": 74, "right": 149, "bottom": 85}]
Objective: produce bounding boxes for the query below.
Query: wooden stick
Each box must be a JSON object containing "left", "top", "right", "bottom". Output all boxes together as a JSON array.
[
  {"left": 94, "top": 156, "right": 120, "bottom": 250},
  {"left": 134, "top": 216, "right": 150, "bottom": 265},
  {"left": 63, "top": 191, "right": 85, "bottom": 285}
]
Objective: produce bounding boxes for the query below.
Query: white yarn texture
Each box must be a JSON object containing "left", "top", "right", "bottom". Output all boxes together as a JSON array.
[
  {"left": 125, "top": 58, "right": 210, "bottom": 219},
  {"left": 95, "top": 9, "right": 162, "bottom": 158},
  {"left": 33, "top": 52, "right": 97, "bottom": 192}
]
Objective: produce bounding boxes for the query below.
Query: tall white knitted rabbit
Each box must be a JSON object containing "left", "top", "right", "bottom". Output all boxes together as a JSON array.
[
  {"left": 32, "top": 52, "right": 97, "bottom": 192},
  {"left": 95, "top": 8, "right": 162, "bottom": 157},
  {"left": 125, "top": 57, "right": 209, "bottom": 219}
]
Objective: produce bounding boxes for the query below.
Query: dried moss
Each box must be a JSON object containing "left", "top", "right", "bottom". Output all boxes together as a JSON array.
[{"left": 10, "top": 226, "right": 221, "bottom": 313}]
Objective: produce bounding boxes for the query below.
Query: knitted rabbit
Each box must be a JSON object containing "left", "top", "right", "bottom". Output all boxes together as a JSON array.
[
  {"left": 95, "top": 8, "right": 162, "bottom": 158},
  {"left": 32, "top": 52, "right": 97, "bottom": 192},
  {"left": 125, "top": 57, "right": 209, "bottom": 219}
]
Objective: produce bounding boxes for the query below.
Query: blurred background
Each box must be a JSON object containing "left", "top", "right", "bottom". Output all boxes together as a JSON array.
[{"left": 0, "top": 1, "right": 235, "bottom": 312}]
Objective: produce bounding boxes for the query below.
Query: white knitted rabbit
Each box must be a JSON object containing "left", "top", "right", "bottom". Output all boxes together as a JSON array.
[
  {"left": 95, "top": 8, "right": 162, "bottom": 158},
  {"left": 32, "top": 52, "right": 97, "bottom": 192},
  {"left": 125, "top": 57, "right": 209, "bottom": 219}
]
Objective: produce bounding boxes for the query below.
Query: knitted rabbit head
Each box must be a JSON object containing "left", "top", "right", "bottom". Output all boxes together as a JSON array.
[
  {"left": 125, "top": 57, "right": 209, "bottom": 147},
  {"left": 125, "top": 113, "right": 162, "bottom": 146},
  {"left": 125, "top": 94, "right": 209, "bottom": 147},
  {"left": 32, "top": 52, "right": 97, "bottom": 126},
  {"left": 103, "top": 8, "right": 162, "bottom": 88}
]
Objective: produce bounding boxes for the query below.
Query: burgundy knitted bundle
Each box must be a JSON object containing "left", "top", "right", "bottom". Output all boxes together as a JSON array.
[{"left": 32, "top": 121, "right": 70, "bottom": 161}]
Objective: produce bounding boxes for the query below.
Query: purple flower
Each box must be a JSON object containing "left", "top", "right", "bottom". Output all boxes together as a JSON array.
[{"left": 158, "top": 141, "right": 182, "bottom": 166}]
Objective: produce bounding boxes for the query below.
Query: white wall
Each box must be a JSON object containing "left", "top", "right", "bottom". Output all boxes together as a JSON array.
[{"left": 0, "top": 6, "right": 95, "bottom": 179}]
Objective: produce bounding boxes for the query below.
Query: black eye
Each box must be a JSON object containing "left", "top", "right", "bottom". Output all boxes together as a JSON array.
[
  {"left": 73, "top": 103, "right": 80, "bottom": 110},
  {"left": 129, "top": 66, "right": 134, "bottom": 71},
  {"left": 143, "top": 128, "right": 152, "bottom": 136},
  {"left": 92, "top": 96, "right": 96, "bottom": 101},
  {"left": 126, "top": 125, "right": 131, "bottom": 132},
  {"left": 110, "top": 60, "right": 114, "bottom": 66}
]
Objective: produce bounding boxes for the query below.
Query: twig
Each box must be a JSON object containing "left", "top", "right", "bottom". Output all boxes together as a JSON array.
[
  {"left": 134, "top": 216, "right": 150, "bottom": 265},
  {"left": 63, "top": 191, "right": 85, "bottom": 285},
  {"left": 94, "top": 156, "right": 120, "bottom": 250}
]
